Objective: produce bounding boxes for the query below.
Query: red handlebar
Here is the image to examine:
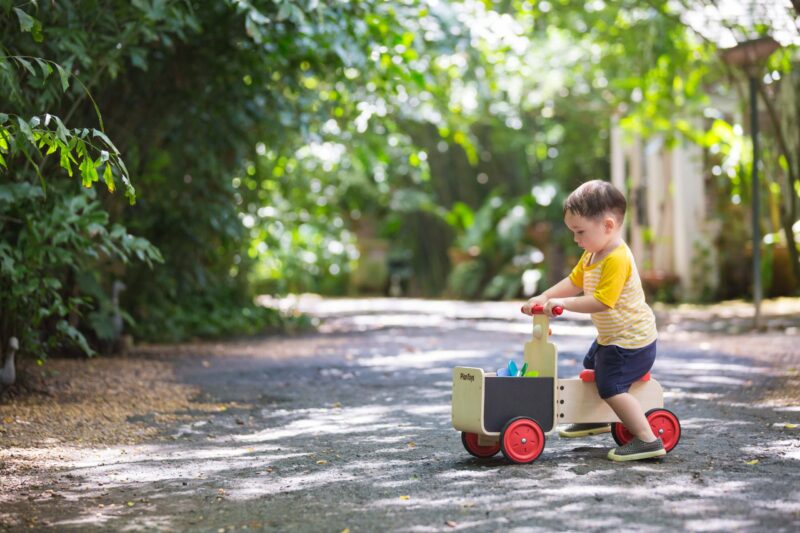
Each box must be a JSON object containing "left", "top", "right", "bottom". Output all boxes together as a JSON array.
[{"left": 521, "top": 304, "right": 564, "bottom": 316}]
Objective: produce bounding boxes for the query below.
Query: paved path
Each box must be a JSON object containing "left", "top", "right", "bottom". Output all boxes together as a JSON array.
[{"left": 2, "top": 298, "right": 799, "bottom": 531}]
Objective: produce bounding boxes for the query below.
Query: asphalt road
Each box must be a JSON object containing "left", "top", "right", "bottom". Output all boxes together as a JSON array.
[{"left": 2, "top": 299, "right": 799, "bottom": 532}]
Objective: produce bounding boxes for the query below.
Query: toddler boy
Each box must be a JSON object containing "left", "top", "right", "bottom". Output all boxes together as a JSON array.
[{"left": 523, "top": 180, "right": 664, "bottom": 461}]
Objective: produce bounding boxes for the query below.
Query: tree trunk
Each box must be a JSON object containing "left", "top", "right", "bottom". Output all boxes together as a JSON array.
[{"left": 757, "top": 80, "right": 800, "bottom": 292}]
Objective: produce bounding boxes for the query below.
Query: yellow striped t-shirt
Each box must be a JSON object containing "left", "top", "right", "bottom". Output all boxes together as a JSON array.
[{"left": 568, "top": 242, "right": 657, "bottom": 349}]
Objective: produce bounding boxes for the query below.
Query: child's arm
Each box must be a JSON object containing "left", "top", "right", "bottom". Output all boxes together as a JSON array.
[
  {"left": 545, "top": 294, "right": 608, "bottom": 315},
  {"left": 541, "top": 277, "right": 583, "bottom": 299},
  {"left": 549, "top": 247, "right": 630, "bottom": 316},
  {"left": 522, "top": 277, "right": 582, "bottom": 313}
]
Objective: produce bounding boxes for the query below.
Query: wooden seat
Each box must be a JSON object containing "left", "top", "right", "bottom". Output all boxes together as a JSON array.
[{"left": 579, "top": 369, "right": 651, "bottom": 382}]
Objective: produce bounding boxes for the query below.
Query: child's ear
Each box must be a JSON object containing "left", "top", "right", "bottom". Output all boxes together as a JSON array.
[{"left": 604, "top": 216, "right": 615, "bottom": 232}]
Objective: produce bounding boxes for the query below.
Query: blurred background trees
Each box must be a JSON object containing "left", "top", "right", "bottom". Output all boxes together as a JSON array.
[{"left": 1, "top": 0, "right": 798, "bottom": 360}]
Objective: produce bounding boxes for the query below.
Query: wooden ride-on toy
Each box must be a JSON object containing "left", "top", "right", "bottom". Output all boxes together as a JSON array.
[{"left": 451, "top": 304, "right": 681, "bottom": 464}]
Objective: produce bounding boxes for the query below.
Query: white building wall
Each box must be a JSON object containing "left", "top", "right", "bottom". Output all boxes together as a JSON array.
[
  {"left": 612, "top": 117, "right": 717, "bottom": 300},
  {"left": 670, "top": 138, "right": 712, "bottom": 298}
]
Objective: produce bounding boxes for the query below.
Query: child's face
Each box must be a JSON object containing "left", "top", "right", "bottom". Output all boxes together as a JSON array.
[{"left": 564, "top": 210, "right": 617, "bottom": 253}]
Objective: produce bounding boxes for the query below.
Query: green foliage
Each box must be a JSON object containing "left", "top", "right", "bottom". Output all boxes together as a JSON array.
[
  {"left": 2, "top": 0, "right": 798, "bottom": 363},
  {"left": 0, "top": 3, "right": 162, "bottom": 358},
  {"left": 448, "top": 260, "right": 486, "bottom": 300},
  {"left": 443, "top": 194, "right": 544, "bottom": 300},
  {"left": 0, "top": 183, "right": 161, "bottom": 358},
  {"left": 2, "top": 0, "right": 324, "bottom": 349},
  {"left": 0, "top": 50, "right": 133, "bottom": 200},
  {"left": 0, "top": 112, "right": 134, "bottom": 200},
  {"left": 130, "top": 283, "right": 311, "bottom": 342}
]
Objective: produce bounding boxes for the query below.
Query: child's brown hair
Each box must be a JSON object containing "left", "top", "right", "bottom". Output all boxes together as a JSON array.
[{"left": 563, "top": 180, "right": 626, "bottom": 222}]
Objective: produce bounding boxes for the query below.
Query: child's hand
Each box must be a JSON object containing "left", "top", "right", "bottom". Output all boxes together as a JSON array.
[
  {"left": 522, "top": 295, "right": 548, "bottom": 315},
  {"left": 544, "top": 299, "right": 565, "bottom": 317}
]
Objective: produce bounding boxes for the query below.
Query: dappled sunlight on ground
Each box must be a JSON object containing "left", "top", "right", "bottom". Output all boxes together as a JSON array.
[
  {"left": 664, "top": 391, "right": 724, "bottom": 401},
  {"left": 6, "top": 375, "right": 797, "bottom": 529},
  {"left": 683, "top": 518, "right": 759, "bottom": 531},
  {"left": 771, "top": 404, "right": 800, "bottom": 412},
  {"left": 2, "top": 298, "right": 799, "bottom": 530},
  {"left": 742, "top": 439, "right": 800, "bottom": 461},
  {"left": 232, "top": 405, "right": 411, "bottom": 442},
  {"left": 651, "top": 353, "right": 780, "bottom": 395},
  {"left": 679, "top": 417, "right": 750, "bottom": 429},
  {"left": 53, "top": 511, "right": 174, "bottom": 530},
  {"left": 358, "top": 349, "right": 486, "bottom": 369},
  {"left": 260, "top": 295, "right": 530, "bottom": 320}
]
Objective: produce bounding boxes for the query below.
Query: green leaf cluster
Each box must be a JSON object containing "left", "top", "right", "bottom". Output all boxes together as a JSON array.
[
  {"left": 2, "top": 0, "right": 798, "bottom": 357},
  {"left": 0, "top": 183, "right": 161, "bottom": 358}
]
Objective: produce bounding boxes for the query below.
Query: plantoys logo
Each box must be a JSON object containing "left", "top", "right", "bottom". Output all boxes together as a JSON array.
[{"left": 459, "top": 372, "right": 475, "bottom": 382}]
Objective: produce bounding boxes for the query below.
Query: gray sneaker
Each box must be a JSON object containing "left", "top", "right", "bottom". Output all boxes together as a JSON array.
[
  {"left": 558, "top": 423, "right": 611, "bottom": 438},
  {"left": 607, "top": 438, "right": 666, "bottom": 462}
]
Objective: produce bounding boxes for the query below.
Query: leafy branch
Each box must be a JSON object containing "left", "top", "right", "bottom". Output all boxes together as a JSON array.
[
  {"left": 0, "top": 112, "right": 135, "bottom": 203},
  {"left": 0, "top": 53, "right": 135, "bottom": 202}
]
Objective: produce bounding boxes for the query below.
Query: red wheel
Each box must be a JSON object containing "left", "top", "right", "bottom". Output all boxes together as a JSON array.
[
  {"left": 461, "top": 432, "right": 500, "bottom": 459},
  {"left": 646, "top": 408, "right": 681, "bottom": 452},
  {"left": 611, "top": 422, "right": 634, "bottom": 447},
  {"left": 500, "top": 417, "right": 545, "bottom": 464},
  {"left": 611, "top": 410, "right": 681, "bottom": 452}
]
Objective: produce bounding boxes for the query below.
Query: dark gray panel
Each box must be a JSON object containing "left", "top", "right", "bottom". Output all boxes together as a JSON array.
[{"left": 484, "top": 377, "right": 554, "bottom": 432}]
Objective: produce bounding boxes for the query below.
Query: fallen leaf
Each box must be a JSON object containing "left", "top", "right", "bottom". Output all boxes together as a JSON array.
[
  {"left": 785, "top": 423, "right": 797, "bottom": 429},
  {"left": 316, "top": 460, "right": 328, "bottom": 465},
  {"left": 127, "top": 501, "right": 135, "bottom": 507},
  {"left": 745, "top": 459, "right": 759, "bottom": 465},
  {"left": 341, "top": 529, "right": 350, "bottom": 533},
  {"left": 446, "top": 520, "right": 457, "bottom": 527},
  {"left": 400, "top": 495, "right": 410, "bottom": 500},
  {"left": 332, "top": 402, "right": 342, "bottom": 408},
  {"left": 407, "top": 441, "right": 416, "bottom": 448}
]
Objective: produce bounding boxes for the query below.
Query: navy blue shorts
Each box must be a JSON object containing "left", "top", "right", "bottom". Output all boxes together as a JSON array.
[{"left": 583, "top": 340, "right": 657, "bottom": 400}]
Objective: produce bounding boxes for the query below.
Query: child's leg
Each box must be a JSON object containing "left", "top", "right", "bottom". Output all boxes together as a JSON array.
[
  {"left": 606, "top": 392, "right": 665, "bottom": 461},
  {"left": 605, "top": 393, "right": 657, "bottom": 442},
  {"left": 593, "top": 341, "right": 657, "bottom": 441},
  {"left": 596, "top": 342, "right": 664, "bottom": 460},
  {"left": 559, "top": 341, "right": 609, "bottom": 438}
]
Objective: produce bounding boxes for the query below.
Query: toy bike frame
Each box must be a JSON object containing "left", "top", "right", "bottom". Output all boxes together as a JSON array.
[{"left": 452, "top": 305, "right": 679, "bottom": 463}]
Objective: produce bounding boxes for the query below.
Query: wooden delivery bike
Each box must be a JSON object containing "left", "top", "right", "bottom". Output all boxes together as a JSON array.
[{"left": 451, "top": 305, "right": 681, "bottom": 463}]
